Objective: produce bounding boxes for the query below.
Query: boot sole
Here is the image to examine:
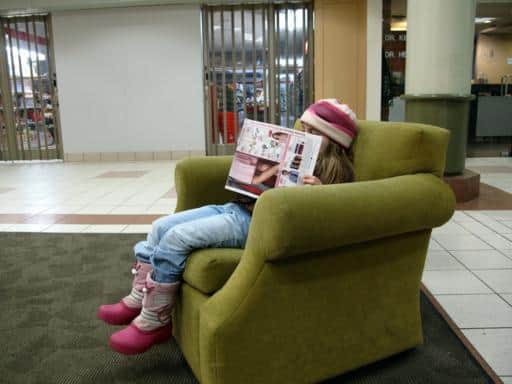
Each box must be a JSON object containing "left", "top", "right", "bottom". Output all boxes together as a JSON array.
[
  {"left": 109, "top": 325, "right": 172, "bottom": 355},
  {"left": 97, "top": 302, "right": 141, "bottom": 326}
]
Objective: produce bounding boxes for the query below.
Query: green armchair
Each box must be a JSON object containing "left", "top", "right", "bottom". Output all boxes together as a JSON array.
[{"left": 172, "top": 121, "right": 455, "bottom": 384}]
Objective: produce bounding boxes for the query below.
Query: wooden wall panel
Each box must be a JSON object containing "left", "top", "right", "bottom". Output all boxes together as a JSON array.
[{"left": 315, "top": 0, "right": 367, "bottom": 118}]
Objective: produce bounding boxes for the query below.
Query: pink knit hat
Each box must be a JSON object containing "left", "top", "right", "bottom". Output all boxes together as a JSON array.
[{"left": 300, "top": 99, "right": 357, "bottom": 149}]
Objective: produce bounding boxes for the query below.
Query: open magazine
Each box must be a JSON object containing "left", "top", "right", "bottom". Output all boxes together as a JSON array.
[{"left": 225, "top": 119, "right": 323, "bottom": 199}]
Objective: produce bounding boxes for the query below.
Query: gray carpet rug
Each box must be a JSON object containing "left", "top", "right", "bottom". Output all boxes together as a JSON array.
[{"left": 0, "top": 232, "right": 498, "bottom": 384}]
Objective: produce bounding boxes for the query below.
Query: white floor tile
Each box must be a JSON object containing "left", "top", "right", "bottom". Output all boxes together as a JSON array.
[
  {"left": 478, "top": 233, "right": 512, "bottom": 250},
  {"left": 65, "top": 197, "right": 100, "bottom": 205},
  {"left": 145, "top": 205, "right": 176, "bottom": 214},
  {"left": 450, "top": 250, "right": 512, "bottom": 270},
  {"left": 102, "top": 191, "right": 137, "bottom": 201},
  {"left": 75, "top": 204, "right": 114, "bottom": 214},
  {"left": 43, "top": 224, "right": 90, "bottom": 233},
  {"left": 450, "top": 211, "right": 476, "bottom": 223},
  {"left": 501, "top": 295, "right": 512, "bottom": 307},
  {"left": 465, "top": 211, "right": 493, "bottom": 222},
  {"left": 431, "top": 234, "right": 493, "bottom": 251},
  {"left": 122, "top": 224, "right": 153, "bottom": 234},
  {"left": 500, "top": 377, "right": 512, "bottom": 384},
  {"left": 458, "top": 221, "right": 495, "bottom": 236},
  {"left": 477, "top": 220, "right": 512, "bottom": 235},
  {"left": 432, "top": 222, "right": 471, "bottom": 236},
  {"left": 503, "top": 233, "right": 512, "bottom": 242},
  {"left": 428, "top": 239, "right": 443, "bottom": 251},
  {"left": 424, "top": 250, "right": 465, "bottom": 271},
  {"left": 122, "top": 195, "right": 162, "bottom": 205},
  {"left": 39, "top": 205, "right": 87, "bottom": 214},
  {"left": 422, "top": 270, "right": 492, "bottom": 294},
  {"left": 478, "top": 211, "right": 512, "bottom": 221},
  {"left": 82, "top": 225, "right": 128, "bottom": 233},
  {"left": 473, "top": 270, "right": 512, "bottom": 294},
  {"left": 0, "top": 206, "right": 47, "bottom": 214},
  {"left": 151, "top": 198, "right": 178, "bottom": 206},
  {"left": 109, "top": 205, "right": 152, "bottom": 214},
  {"left": 436, "top": 294, "right": 512, "bottom": 328},
  {"left": 462, "top": 329, "right": 512, "bottom": 376},
  {"left": 2, "top": 224, "right": 50, "bottom": 232}
]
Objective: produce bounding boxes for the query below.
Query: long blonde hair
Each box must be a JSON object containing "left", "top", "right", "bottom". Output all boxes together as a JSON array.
[{"left": 314, "top": 140, "right": 355, "bottom": 184}]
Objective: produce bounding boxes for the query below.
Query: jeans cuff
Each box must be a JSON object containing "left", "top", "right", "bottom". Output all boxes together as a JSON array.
[{"left": 152, "top": 268, "right": 182, "bottom": 284}]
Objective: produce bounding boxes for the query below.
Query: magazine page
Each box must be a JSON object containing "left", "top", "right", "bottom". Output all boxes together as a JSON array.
[
  {"left": 274, "top": 131, "right": 322, "bottom": 188},
  {"left": 225, "top": 119, "right": 322, "bottom": 198}
]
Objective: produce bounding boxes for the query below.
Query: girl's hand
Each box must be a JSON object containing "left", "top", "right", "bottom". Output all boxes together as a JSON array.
[{"left": 303, "top": 175, "right": 322, "bottom": 185}]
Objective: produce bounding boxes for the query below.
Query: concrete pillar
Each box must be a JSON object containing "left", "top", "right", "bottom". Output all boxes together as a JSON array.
[{"left": 402, "top": 0, "right": 476, "bottom": 175}]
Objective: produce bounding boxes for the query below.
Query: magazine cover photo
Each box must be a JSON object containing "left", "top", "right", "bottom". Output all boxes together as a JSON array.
[{"left": 225, "top": 119, "right": 321, "bottom": 198}]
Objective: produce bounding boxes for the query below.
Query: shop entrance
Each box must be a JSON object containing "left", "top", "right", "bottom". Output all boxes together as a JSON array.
[
  {"left": 202, "top": 2, "right": 314, "bottom": 155},
  {"left": 0, "top": 15, "right": 62, "bottom": 161}
]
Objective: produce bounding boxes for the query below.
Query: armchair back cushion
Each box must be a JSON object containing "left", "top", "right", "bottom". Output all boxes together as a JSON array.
[{"left": 352, "top": 121, "right": 448, "bottom": 181}]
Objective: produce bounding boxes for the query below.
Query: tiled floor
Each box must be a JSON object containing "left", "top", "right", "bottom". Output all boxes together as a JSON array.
[
  {"left": 0, "top": 160, "right": 175, "bottom": 231},
  {"left": 427, "top": 156, "right": 512, "bottom": 382},
  {"left": 1, "top": 157, "right": 512, "bottom": 381}
]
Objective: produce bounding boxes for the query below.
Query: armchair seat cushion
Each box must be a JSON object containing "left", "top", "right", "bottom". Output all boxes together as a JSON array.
[{"left": 182, "top": 248, "right": 243, "bottom": 294}]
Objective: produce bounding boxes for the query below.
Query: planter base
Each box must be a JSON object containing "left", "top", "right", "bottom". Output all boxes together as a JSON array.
[{"left": 443, "top": 169, "right": 480, "bottom": 203}]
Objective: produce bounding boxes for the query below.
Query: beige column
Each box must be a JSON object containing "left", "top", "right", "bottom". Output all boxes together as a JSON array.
[{"left": 405, "top": 0, "right": 476, "bottom": 95}]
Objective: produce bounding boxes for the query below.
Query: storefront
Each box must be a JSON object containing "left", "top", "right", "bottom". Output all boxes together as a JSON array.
[
  {"left": 0, "top": 15, "right": 62, "bottom": 161},
  {"left": 201, "top": 2, "right": 314, "bottom": 156}
]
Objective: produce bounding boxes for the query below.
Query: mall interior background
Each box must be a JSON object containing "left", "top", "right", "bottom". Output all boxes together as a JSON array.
[
  {"left": 0, "top": 0, "right": 510, "bottom": 162},
  {"left": 0, "top": 1, "right": 512, "bottom": 382},
  {"left": 383, "top": 0, "right": 512, "bottom": 157}
]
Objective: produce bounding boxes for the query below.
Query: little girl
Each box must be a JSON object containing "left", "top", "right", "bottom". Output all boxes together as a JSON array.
[{"left": 97, "top": 98, "right": 358, "bottom": 355}]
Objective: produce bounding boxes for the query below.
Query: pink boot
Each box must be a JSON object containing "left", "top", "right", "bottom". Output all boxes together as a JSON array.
[
  {"left": 97, "top": 261, "right": 152, "bottom": 325},
  {"left": 109, "top": 274, "right": 180, "bottom": 355}
]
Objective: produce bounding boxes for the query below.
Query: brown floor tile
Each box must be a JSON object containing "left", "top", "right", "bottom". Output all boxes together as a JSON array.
[
  {"left": 0, "top": 214, "right": 164, "bottom": 225},
  {"left": 467, "top": 166, "right": 512, "bottom": 174},
  {"left": 55, "top": 214, "right": 163, "bottom": 225},
  {"left": 129, "top": 215, "right": 164, "bottom": 225},
  {"left": 0, "top": 214, "right": 33, "bottom": 224},
  {"left": 22, "top": 214, "right": 64, "bottom": 225},
  {"left": 456, "top": 183, "right": 512, "bottom": 210},
  {"left": 95, "top": 171, "right": 149, "bottom": 178}
]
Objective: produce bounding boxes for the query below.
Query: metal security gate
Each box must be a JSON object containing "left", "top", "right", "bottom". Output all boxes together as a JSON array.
[
  {"left": 0, "top": 15, "right": 62, "bottom": 161},
  {"left": 202, "top": 2, "right": 314, "bottom": 155}
]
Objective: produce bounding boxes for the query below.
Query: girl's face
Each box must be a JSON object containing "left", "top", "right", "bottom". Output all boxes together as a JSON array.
[{"left": 302, "top": 122, "right": 329, "bottom": 152}]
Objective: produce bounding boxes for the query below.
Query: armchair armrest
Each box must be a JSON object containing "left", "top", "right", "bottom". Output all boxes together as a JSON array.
[
  {"left": 174, "top": 156, "right": 235, "bottom": 212},
  {"left": 246, "top": 173, "right": 455, "bottom": 261}
]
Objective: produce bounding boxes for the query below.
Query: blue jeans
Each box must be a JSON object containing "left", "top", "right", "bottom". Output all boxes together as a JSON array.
[{"left": 134, "top": 203, "right": 252, "bottom": 283}]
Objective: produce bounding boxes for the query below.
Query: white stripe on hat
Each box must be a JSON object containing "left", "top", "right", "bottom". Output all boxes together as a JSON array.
[{"left": 300, "top": 110, "right": 353, "bottom": 148}]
